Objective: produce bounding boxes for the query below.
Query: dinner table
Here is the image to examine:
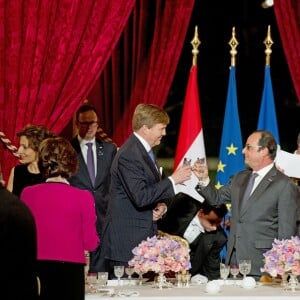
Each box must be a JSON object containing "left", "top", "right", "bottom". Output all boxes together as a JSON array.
[{"left": 85, "top": 278, "right": 300, "bottom": 300}]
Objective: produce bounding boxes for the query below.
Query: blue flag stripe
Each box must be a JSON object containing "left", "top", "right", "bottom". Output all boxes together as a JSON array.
[{"left": 257, "top": 66, "right": 280, "bottom": 144}]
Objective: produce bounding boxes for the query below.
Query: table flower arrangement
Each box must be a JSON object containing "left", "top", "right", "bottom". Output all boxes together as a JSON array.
[
  {"left": 128, "top": 235, "right": 191, "bottom": 275},
  {"left": 261, "top": 236, "right": 300, "bottom": 277}
]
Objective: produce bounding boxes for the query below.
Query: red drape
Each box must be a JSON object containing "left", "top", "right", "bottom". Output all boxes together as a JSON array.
[
  {"left": 88, "top": 0, "right": 195, "bottom": 146},
  {"left": 0, "top": 0, "right": 135, "bottom": 181},
  {"left": 274, "top": 0, "right": 300, "bottom": 103}
]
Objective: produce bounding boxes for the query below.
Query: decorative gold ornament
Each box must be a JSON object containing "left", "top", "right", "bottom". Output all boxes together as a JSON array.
[
  {"left": 264, "top": 25, "right": 274, "bottom": 66},
  {"left": 228, "top": 27, "right": 239, "bottom": 67},
  {"left": 190, "top": 26, "right": 201, "bottom": 66}
]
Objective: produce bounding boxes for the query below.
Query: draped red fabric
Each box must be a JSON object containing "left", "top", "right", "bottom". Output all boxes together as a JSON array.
[
  {"left": 274, "top": 0, "right": 300, "bottom": 103},
  {"left": 88, "top": 0, "right": 195, "bottom": 146},
  {"left": 0, "top": 0, "right": 135, "bottom": 181},
  {"left": 112, "top": 0, "right": 195, "bottom": 146}
]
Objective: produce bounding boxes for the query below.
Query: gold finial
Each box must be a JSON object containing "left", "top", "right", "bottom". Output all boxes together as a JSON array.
[
  {"left": 191, "top": 26, "right": 201, "bottom": 66},
  {"left": 264, "top": 25, "right": 274, "bottom": 66},
  {"left": 228, "top": 27, "right": 239, "bottom": 67}
]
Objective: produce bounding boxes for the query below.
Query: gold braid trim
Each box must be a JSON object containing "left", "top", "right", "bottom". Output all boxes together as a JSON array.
[{"left": 0, "top": 131, "right": 20, "bottom": 157}]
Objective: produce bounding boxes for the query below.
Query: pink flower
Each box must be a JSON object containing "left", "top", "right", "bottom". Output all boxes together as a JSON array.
[
  {"left": 261, "top": 236, "right": 300, "bottom": 277},
  {"left": 128, "top": 235, "right": 191, "bottom": 274}
]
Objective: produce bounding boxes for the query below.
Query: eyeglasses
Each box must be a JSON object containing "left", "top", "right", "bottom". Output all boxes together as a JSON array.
[
  {"left": 244, "top": 144, "right": 262, "bottom": 151},
  {"left": 78, "top": 121, "right": 98, "bottom": 126}
]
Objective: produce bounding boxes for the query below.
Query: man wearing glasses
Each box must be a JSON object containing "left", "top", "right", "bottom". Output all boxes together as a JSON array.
[
  {"left": 69, "top": 104, "right": 117, "bottom": 272},
  {"left": 193, "top": 130, "right": 300, "bottom": 279}
]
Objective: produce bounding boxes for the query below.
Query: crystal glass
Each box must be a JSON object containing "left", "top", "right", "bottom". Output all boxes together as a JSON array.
[
  {"left": 220, "top": 263, "right": 230, "bottom": 283},
  {"left": 238, "top": 260, "right": 251, "bottom": 279},
  {"left": 183, "top": 273, "right": 191, "bottom": 288},
  {"left": 125, "top": 265, "right": 135, "bottom": 280},
  {"left": 195, "top": 157, "right": 206, "bottom": 180},
  {"left": 86, "top": 272, "right": 98, "bottom": 293},
  {"left": 86, "top": 272, "right": 97, "bottom": 284},
  {"left": 230, "top": 265, "right": 239, "bottom": 279},
  {"left": 138, "top": 271, "right": 145, "bottom": 286},
  {"left": 176, "top": 273, "right": 182, "bottom": 287},
  {"left": 183, "top": 157, "right": 192, "bottom": 166},
  {"left": 114, "top": 265, "right": 124, "bottom": 285},
  {"left": 97, "top": 272, "right": 108, "bottom": 287}
]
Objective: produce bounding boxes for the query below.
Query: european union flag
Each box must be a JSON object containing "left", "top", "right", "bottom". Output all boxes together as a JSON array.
[
  {"left": 215, "top": 66, "right": 244, "bottom": 261},
  {"left": 216, "top": 66, "right": 244, "bottom": 188},
  {"left": 257, "top": 66, "right": 280, "bottom": 144}
]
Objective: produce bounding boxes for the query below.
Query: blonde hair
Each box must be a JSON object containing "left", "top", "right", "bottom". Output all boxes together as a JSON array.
[{"left": 132, "top": 104, "right": 169, "bottom": 131}]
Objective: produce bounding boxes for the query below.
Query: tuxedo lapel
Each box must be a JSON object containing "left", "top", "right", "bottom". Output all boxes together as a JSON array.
[
  {"left": 72, "top": 138, "right": 95, "bottom": 188},
  {"left": 134, "top": 137, "right": 161, "bottom": 181},
  {"left": 238, "top": 173, "right": 252, "bottom": 213},
  {"left": 94, "top": 141, "right": 105, "bottom": 186}
]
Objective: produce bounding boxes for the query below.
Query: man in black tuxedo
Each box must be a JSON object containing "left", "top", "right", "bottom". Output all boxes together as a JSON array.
[
  {"left": 0, "top": 183, "right": 39, "bottom": 299},
  {"left": 158, "top": 193, "right": 228, "bottom": 280},
  {"left": 99, "top": 104, "right": 192, "bottom": 277},
  {"left": 69, "top": 104, "right": 117, "bottom": 272}
]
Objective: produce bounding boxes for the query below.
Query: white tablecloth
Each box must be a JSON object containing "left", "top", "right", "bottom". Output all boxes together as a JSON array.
[{"left": 85, "top": 279, "right": 300, "bottom": 300}]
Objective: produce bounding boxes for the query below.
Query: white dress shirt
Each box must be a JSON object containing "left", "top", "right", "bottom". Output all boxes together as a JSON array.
[{"left": 183, "top": 214, "right": 205, "bottom": 243}]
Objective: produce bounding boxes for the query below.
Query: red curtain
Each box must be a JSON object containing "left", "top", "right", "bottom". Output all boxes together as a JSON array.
[
  {"left": 274, "top": 0, "right": 300, "bottom": 103},
  {"left": 0, "top": 0, "right": 135, "bottom": 181},
  {"left": 88, "top": 0, "right": 195, "bottom": 146}
]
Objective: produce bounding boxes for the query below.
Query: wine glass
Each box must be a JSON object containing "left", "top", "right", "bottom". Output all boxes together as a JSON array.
[
  {"left": 194, "top": 157, "right": 206, "bottom": 181},
  {"left": 114, "top": 265, "right": 124, "bottom": 285},
  {"left": 230, "top": 265, "right": 239, "bottom": 281},
  {"left": 183, "top": 157, "right": 192, "bottom": 166},
  {"left": 138, "top": 271, "right": 145, "bottom": 286},
  {"left": 86, "top": 272, "right": 98, "bottom": 293},
  {"left": 220, "top": 263, "right": 230, "bottom": 283},
  {"left": 238, "top": 260, "right": 251, "bottom": 279},
  {"left": 125, "top": 265, "right": 135, "bottom": 280},
  {"left": 97, "top": 272, "right": 108, "bottom": 287}
]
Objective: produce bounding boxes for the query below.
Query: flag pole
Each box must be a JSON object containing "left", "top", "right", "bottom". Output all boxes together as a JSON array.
[
  {"left": 229, "top": 27, "right": 239, "bottom": 67},
  {"left": 173, "top": 25, "right": 205, "bottom": 201},
  {"left": 257, "top": 24, "right": 280, "bottom": 143},
  {"left": 191, "top": 26, "right": 201, "bottom": 66},
  {"left": 217, "top": 27, "right": 243, "bottom": 261},
  {"left": 264, "top": 25, "right": 273, "bottom": 66}
]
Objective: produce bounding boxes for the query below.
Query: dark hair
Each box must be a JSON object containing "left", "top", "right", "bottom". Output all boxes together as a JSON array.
[
  {"left": 75, "top": 104, "right": 98, "bottom": 121},
  {"left": 200, "top": 200, "right": 228, "bottom": 218},
  {"left": 38, "top": 137, "right": 78, "bottom": 179},
  {"left": 17, "top": 125, "right": 55, "bottom": 152},
  {"left": 255, "top": 130, "right": 277, "bottom": 160}
]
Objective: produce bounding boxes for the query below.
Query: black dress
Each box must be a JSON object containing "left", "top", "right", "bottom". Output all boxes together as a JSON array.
[{"left": 12, "top": 164, "right": 44, "bottom": 197}]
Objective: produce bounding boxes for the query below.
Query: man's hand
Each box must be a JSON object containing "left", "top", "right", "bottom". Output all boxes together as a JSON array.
[
  {"left": 192, "top": 159, "right": 209, "bottom": 181},
  {"left": 170, "top": 165, "right": 192, "bottom": 185},
  {"left": 152, "top": 202, "right": 167, "bottom": 221}
]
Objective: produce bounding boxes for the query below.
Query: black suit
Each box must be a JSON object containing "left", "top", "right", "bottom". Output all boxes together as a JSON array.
[
  {"left": 158, "top": 194, "right": 227, "bottom": 280},
  {"left": 100, "top": 134, "right": 175, "bottom": 267},
  {"left": 0, "top": 184, "right": 38, "bottom": 299},
  {"left": 70, "top": 137, "right": 117, "bottom": 234},
  {"left": 69, "top": 137, "right": 117, "bottom": 271}
]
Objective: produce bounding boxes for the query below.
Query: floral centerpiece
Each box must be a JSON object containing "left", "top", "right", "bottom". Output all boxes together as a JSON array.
[
  {"left": 128, "top": 235, "right": 191, "bottom": 275},
  {"left": 261, "top": 236, "right": 300, "bottom": 277}
]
